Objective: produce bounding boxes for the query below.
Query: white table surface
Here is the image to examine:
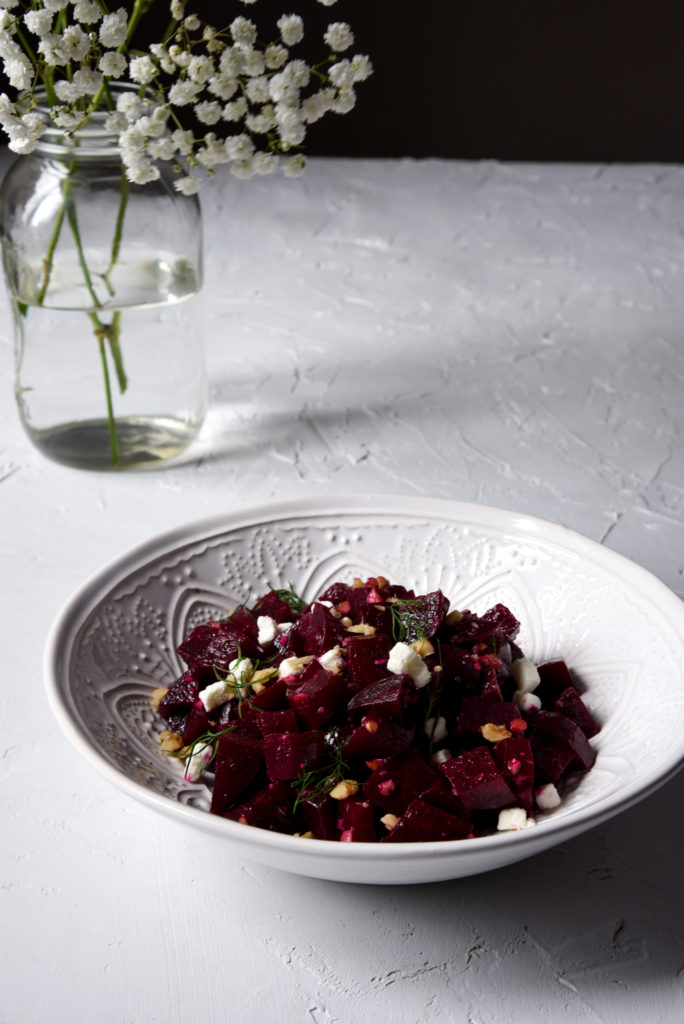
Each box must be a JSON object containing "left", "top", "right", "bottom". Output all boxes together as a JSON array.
[{"left": 1, "top": 156, "right": 684, "bottom": 1024}]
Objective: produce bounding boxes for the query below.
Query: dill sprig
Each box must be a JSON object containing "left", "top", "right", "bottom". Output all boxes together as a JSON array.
[
  {"left": 271, "top": 582, "right": 307, "bottom": 613},
  {"left": 389, "top": 597, "right": 428, "bottom": 643},
  {"left": 211, "top": 649, "right": 279, "bottom": 717},
  {"left": 292, "top": 744, "right": 350, "bottom": 811},
  {"left": 171, "top": 723, "right": 236, "bottom": 771}
]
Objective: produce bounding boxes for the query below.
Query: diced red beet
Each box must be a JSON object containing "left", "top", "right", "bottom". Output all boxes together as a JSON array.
[
  {"left": 447, "top": 604, "right": 520, "bottom": 646},
  {"left": 347, "top": 674, "right": 416, "bottom": 719},
  {"left": 436, "top": 646, "right": 482, "bottom": 698},
  {"left": 418, "top": 777, "right": 469, "bottom": 818},
  {"left": 479, "top": 664, "right": 502, "bottom": 700},
  {"left": 380, "top": 798, "right": 472, "bottom": 843},
  {"left": 229, "top": 781, "right": 295, "bottom": 832},
  {"left": 318, "top": 581, "right": 353, "bottom": 606},
  {"left": 364, "top": 748, "right": 439, "bottom": 815},
  {"left": 456, "top": 697, "right": 525, "bottom": 736},
  {"left": 337, "top": 796, "right": 376, "bottom": 842},
  {"left": 300, "top": 793, "right": 339, "bottom": 840},
  {"left": 227, "top": 607, "right": 259, "bottom": 640},
  {"left": 535, "top": 659, "right": 577, "bottom": 704},
  {"left": 286, "top": 663, "right": 348, "bottom": 728},
  {"left": 553, "top": 687, "right": 600, "bottom": 739},
  {"left": 493, "top": 736, "right": 535, "bottom": 814},
  {"left": 529, "top": 711, "right": 597, "bottom": 771},
  {"left": 251, "top": 590, "right": 297, "bottom": 623},
  {"left": 255, "top": 709, "right": 299, "bottom": 735},
  {"left": 210, "top": 733, "right": 264, "bottom": 814},
  {"left": 344, "top": 634, "right": 393, "bottom": 690},
  {"left": 528, "top": 730, "right": 575, "bottom": 784},
  {"left": 176, "top": 621, "right": 260, "bottom": 678},
  {"left": 342, "top": 717, "right": 415, "bottom": 760},
  {"left": 181, "top": 702, "right": 212, "bottom": 745},
  {"left": 262, "top": 730, "right": 326, "bottom": 781},
  {"left": 158, "top": 672, "right": 199, "bottom": 720},
  {"left": 292, "top": 603, "right": 341, "bottom": 657},
  {"left": 440, "top": 746, "right": 515, "bottom": 810}
]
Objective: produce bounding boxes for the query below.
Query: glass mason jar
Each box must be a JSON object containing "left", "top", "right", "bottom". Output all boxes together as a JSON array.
[{"left": 0, "top": 103, "right": 206, "bottom": 470}]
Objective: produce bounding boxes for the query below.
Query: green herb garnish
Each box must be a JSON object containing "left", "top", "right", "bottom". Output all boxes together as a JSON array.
[
  {"left": 389, "top": 596, "right": 428, "bottom": 643},
  {"left": 272, "top": 582, "right": 307, "bottom": 613},
  {"left": 292, "top": 742, "right": 350, "bottom": 812}
]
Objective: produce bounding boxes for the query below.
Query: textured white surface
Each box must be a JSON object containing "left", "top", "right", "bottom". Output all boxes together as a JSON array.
[{"left": 2, "top": 157, "right": 684, "bottom": 1020}]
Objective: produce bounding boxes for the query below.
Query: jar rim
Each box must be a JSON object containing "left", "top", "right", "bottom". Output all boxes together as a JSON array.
[{"left": 26, "top": 82, "right": 149, "bottom": 156}]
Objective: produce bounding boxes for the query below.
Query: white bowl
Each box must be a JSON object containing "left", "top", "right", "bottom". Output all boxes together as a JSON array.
[{"left": 44, "top": 494, "right": 684, "bottom": 884}]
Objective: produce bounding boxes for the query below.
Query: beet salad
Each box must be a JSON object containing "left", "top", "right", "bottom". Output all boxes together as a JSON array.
[{"left": 152, "top": 576, "right": 600, "bottom": 843}]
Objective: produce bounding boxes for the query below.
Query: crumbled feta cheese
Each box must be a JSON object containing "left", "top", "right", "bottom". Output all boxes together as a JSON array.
[
  {"left": 229, "top": 656, "right": 254, "bottom": 685},
  {"left": 198, "top": 679, "right": 232, "bottom": 712},
  {"left": 513, "top": 690, "right": 542, "bottom": 712},
  {"left": 184, "top": 740, "right": 214, "bottom": 783},
  {"left": 257, "top": 615, "right": 277, "bottom": 646},
  {"left": 535, "top": 783, "right": 561, "bottom": 810},
  {"left": 424, "top": 715, "right": 448, "bottom": 743},
  {"left": 510, "top": 656, "right": 540, "bottom": 694},
  {"left": 497, "top": 807, "right": 536, "bottom": 831},
  {"left": 318, "top": 644, "right": 345, "bottom": 674},
  {"left": 277, "top": 655, "right": 313, "bottom": 678},
  {"left": 387, "top": 641, "right": 431, "bottom": 688},
  {"left": 430, "top": 748, "right": 453, "bottom": 766}
]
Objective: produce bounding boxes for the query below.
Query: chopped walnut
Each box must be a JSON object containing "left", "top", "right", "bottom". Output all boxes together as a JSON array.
[
  {"left": 481, "top": 722, "right": 512, "bottom": 743},
  {"left": 329, "top": 780, "right": 359, "bottom": 800},
  {"left": 151, "top": 687, "right": 168, "bottom": 708},
  {"left": 251, "top": 667, "right": 278, "bottom": 686},
  {"left": 410, "top": 638, "right": 434, "bottom": 657},
  {"left": 340, "top": 615, "right": 353, "bottom": 628},
  {"left": 380, "top": 813, "right": 399, "bottom": 830},
  {"left": 159, "top": 729, "right": 183, "bottom": 752},
  {"left": 376, "top": 575, "right": 389, "bottom": 589},
  {"left": 445, "top": 608, "right": 463, "bottom": 627},
  {"left": 352, "top": 577, "right": 365, "bottom": 588},
  {"left": 346, "top": 622, "right": 376, "bottom": 635}
]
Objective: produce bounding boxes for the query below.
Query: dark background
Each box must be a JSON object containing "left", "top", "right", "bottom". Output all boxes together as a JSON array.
[{"left": 15, "top": 0, "right": 684, "bottom": 162}]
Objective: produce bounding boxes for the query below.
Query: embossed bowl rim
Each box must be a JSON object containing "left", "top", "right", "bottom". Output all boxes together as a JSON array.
[{"left": 44, "top": 493, "right": 684, "bottom": 884}]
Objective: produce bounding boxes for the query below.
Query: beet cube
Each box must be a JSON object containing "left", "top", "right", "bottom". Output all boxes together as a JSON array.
[
  {"left": 255, "top": 709, "right": 299, "bottom": 735},
  {"left": 338, "top": 797, "right": 376, "bottom": 842},
  {"left": 181, "top": 702, "right": 212, "bottom": 745},
  {"left": 300, "top": 793, "right": 339, "bottom": 840},
  {"left": 347, "top": 674, "right": 415, "bottom": 719},
  {"left": 493, "top": 736, "right": 535, "bottom": 814},
  {"left": 535, "top": 659, "right": 577, "bottom": 704},
  {"left": 440, "top": 746, "right": 515, "bottom": 810},
  {"left": 177, "top": 621, "right": 259, "bottom": 677},
  {"left": 342, "top": 717, "right": 415, "bottom": 760},
  {"left": 380, "top": 799, "right": 472, "bottom": 843},
  {"left": 210, "top": 733, "right": 264, "bottom": 814},
  {"left": 364, "top": 748, "right": 439, "bottom": 816},
  {"left": 529, "top": 711, "right": 596, "bottom": 771},
  {"left": 553, "top": 687, "right": 600, "bottom": 739},
  {"left": 528, "top": 730, "right": 575, "bottom": 784},
  {"left": 344, "top": 634, "right": 392, "bottom": 690},
  {"left": 286, "top": 663, "right": 348, "bottom": 728},
  {"left": 447, "top": 604, "right": 520, "bottom": 646},
  {"left": 251, "top": 591, "right": 297, "bottom": 623},
  {"left": 262, "top": 730, "right": 326, "bottom": 781},
  {"left": 229, "top": 781, "right": 294, "bottom": 833},
  {"left": 456, "top": 697, "right": 525, "bottom": 737},
  {"left": 158, "top": 672, "right": 199, "bottom": 720},
  {"left": 292, "top": 603, "right": 341, "bottom": 657}
]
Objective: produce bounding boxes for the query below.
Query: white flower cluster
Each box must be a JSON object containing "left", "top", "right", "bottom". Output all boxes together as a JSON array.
[{"left": 0, "top": 0, "right": 373, "bottom": 188}]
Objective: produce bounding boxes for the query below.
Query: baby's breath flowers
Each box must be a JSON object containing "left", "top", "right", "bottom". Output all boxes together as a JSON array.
[{"left": 0, "top": 0, "right": 373, "bottom": 188}]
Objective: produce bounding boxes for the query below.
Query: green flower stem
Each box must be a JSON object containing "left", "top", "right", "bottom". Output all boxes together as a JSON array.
[
  {"left": 103, "top": 169, "right": 130, "bottom": 293},
  {"left": 93, "top": 314, "right": 119, "bottom": 466},
  {"left": 63, "top": 181, "right": 102, "bottom": 309}
]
